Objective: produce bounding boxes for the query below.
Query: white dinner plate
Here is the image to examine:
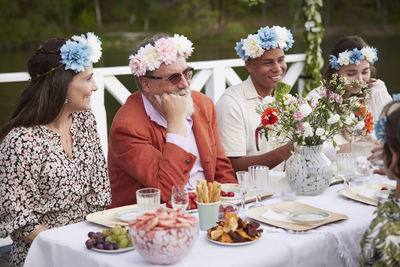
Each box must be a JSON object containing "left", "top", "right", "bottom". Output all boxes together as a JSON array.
[
  {"left": 115, "top": 209, "right": 139, "bottom": 222},
  {"left": 91, "top": 246, "right": 135, "bottom": 253},
  {"left": 289, "top": 210, "right": 331, "bottom": 224},
  {"left": 206, "top": 235, "right": 260, "bottom": 246}
]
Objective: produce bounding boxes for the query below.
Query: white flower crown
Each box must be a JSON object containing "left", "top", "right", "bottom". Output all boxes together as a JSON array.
[{"left": 129, "top": 34, "right": 194, "bottom": 77}]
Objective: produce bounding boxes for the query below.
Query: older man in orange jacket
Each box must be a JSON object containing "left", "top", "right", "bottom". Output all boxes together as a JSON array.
[{"left": 108, "top": 34, "right": 236, "bottom": 207}]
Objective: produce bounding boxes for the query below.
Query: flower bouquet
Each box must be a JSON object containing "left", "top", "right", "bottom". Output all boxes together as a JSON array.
[
  {"left": 256, "top": 74, "right": 373, "bottom": 150},
  {"left": 255, "top": 74, "right": 373, "bottom": 195}
]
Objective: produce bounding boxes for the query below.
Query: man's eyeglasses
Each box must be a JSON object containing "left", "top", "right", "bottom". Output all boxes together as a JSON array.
[{"left": 144, "top": 67, "right": 194, "bottom": 85}]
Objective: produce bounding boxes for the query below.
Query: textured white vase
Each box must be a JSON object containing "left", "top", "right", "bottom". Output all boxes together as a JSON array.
[{"left": 285, "top": 145, "right": 332, "bottom": 196}]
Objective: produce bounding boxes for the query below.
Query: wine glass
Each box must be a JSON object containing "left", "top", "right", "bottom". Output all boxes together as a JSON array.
[
  {"left": 171, "top": 185, "right": 189, "bottom": 213},
  {"left": 248, "top": 165, "right": 269, "bottom": 208},
  {"left": 236, "top": 171, "right": 249, "bottom": 211},
  {"left": 336, "top": 153, "right": 355, "bottom": 190}
]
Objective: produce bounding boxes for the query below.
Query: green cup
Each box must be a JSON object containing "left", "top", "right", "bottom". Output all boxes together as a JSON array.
[{"left": 197, "top": 201, "right": 220, "bottom": 231}]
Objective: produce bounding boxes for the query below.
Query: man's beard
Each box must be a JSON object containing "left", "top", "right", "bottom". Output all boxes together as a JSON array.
[{"left": 174, "top": 88, "right": 194, "bottom": 117}]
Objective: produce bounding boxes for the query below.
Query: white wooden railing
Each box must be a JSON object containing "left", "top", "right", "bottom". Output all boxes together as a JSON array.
[{"left": 0, "top": 54, "right": 306, "bottom": 158}]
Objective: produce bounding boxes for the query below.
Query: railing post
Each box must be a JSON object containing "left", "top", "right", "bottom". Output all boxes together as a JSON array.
[
  {"left": 205, "top": 67, "right": 226, "bottom": 103},
  {"left": 92, "top": 72, "right": 108, "bottom": 159}
]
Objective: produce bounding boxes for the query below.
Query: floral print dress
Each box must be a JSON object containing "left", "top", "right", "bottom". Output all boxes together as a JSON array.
[
  {"left": 0, "top": 110, "right": 111, "bottom": 267},
  {"left": 360, "top": 191, "right": 400, "bottom": 266}
]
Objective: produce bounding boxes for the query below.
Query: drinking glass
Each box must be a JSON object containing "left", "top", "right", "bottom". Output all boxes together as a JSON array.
[
  {"left": 351, "top": 140, "right": 375, "bottom": 177},
  {"left": 248, "top": 165, "right": 269, "bottom": 208},
  {"left": 336, "top": 153, "right": 355, "bottom": 189},
  {"left": 236, "top": 171, "right": 249, "bottom": 211},
  {"left": 171, "top": 185, "right": 189, "bottom": 213},
  {"left": 136, "top": 188, "right": 160, "bottom": 214}
]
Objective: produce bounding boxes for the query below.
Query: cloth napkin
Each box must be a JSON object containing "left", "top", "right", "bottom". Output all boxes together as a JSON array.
[
  {"left": 351, "top": 185, "right": 378, "bottom": 200},
  {"left": 261, "top": 209, "right": 292, "bottom": 222}
]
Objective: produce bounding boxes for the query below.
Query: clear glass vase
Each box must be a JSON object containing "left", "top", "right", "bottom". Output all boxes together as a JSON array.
[{"left": 285, "top": 145, "right": 332, "bottom": 196}]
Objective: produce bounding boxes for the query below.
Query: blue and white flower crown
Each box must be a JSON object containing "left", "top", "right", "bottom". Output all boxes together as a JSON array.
[
  {"left": 235, "top": 26, "right": 294, "bottom": 61},
  {"left": 32, "top": 32, "right": 102, "bottom": 80},
  {"left": 374, "top": 94, "right": 400, "bottom": 143},
  {"left": 329, "top": 46, "right": 378, "bottom": 70},
  {"left": 61, "top": 32, "right": 102, "bottom": 73}
]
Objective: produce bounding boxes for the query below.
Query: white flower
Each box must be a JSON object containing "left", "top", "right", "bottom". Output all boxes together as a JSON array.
[
  {"left": 361, "top": 47, "right": 376, "bottom": 62},
  {"left": 327, "top": 114, "right": 340, "bottom": 124},
  {"left": 355, "top": 121, "right": 365, "bottom": 130},
  {"left": 272, "top": 26, "right": 290, "bottom": 49},
  {"left": 311, "top": 27, "right": 320, "bottom": 33},
  {"left": 299, "top": 103, "right": 313, "bottom": 117},
  {"left": 337, "top": 51, "right": 351, "bottom": 66},
  {"left": 262, "top": 95, "right": 275, "bottom": 105},
  {"left": 86, "top": 32, "right": 102, "bottom": 63},
  {"left": 344, "top": 113, "right": 355, "bottom": 125},
  {"left": 173, "top": 34, "right": 193, "bottom": 58},
  {"left": 242, "top": 34, "right": 264, "bottom": 58},
  {"left": 138, "top": 44, "right": 162, "bottom": 71},
  {"left": 315, "top": 128, "right": 325, "bottom": 136},
  {"left": 302, "top": 122, "right": 314, "bottom": 137},
  {"left": 321, "top": 135, "right": 326, "bottom": 140}
]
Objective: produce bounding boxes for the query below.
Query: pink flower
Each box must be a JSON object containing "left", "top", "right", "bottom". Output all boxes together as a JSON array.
[
  {"left": 129, "top": 55, "right": 146, "bottom": 76},
  {"left": 288, "top": 97, "right": 297, "bottom": 104},
  {"left": 333, "top": 93, "right": 342, "bottom": 104},
  {"left": 294, "top": 111, "right": 304, "bottom": 121},
  {"left": 155, "top": 38, "right": 177, "bottom": 65},
  {"left": 296, "top": 122, "right": 304, "bottom": 132}
]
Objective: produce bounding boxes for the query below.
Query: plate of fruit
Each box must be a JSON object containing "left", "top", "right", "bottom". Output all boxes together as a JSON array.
[
  {"left": 166, "top": 191, "right": 198, "bottom": 213},
  {"left": 85, "top": 228, "right": 134, "bottom": 253}
]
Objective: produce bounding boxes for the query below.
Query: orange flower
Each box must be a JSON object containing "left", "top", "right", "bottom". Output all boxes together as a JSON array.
[
  {"left": 363, "top": 112, "right": 373, "bottom": 134},
  {"left": 355, "top": 104, "right": 367, "bottom": 117},
  {"left": 261, "top": 107, "right": 279, "bottom": 128}
]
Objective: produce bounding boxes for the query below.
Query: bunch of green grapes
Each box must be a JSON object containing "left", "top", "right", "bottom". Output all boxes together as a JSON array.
[{"left": 102, "top": 228, "right": 132, "bottom": 249}]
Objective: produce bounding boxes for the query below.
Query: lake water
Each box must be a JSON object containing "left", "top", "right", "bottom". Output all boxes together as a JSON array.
[{"left": 0, "top": 34, "right": 399, "bottom": 128}]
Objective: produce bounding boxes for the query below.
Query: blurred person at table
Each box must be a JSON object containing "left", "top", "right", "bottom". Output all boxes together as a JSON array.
[
  {"left": 215, "top": 26, "right": 294, "bottom": 172},
  {"left": 314, "top": 36, "right": 392, "bottom": 160},
  {"left": 107, "top": 34, "right": 236, "bottom": 207},
  {"left": 360, "top": 99, "right": 400, "bottom": 266},
  {"left": 0, "top": 33, "right": 111, "bottom": 267}
]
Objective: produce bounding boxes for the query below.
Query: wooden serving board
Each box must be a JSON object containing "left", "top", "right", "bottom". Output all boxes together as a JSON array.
[{"left": 340, "top": 183, "right": 395, "bottom": 206}]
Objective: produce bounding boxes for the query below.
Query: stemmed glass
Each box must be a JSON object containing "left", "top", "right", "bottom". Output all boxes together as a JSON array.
[
  {"left": 171, "top": 185, "right": 189, "bottom": 213},
  {"left": 236, "top": 171, "right": 249, "bottom": 211},
  {"left": 336, "top": 153, "right": 356, "bottom": 190},
  {"left": 248, "top": 165, "right": 269, "bottom": 208}
]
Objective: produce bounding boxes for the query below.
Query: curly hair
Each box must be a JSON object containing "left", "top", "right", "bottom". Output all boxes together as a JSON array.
[{"left": 382, "top": 100, "right": 400, "bottom": 178}]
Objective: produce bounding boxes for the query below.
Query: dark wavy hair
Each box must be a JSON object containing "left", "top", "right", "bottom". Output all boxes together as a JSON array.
[
  {"left": 0, "top": 38, "right": 77, "bottom": 141},
  {"left": 323, "top": 35, "right": 376, "bottom": 81},
  {"left": 382, "top": 100, "right": 400, "bottom": 178}
]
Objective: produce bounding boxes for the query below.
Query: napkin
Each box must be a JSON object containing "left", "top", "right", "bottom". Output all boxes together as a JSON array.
[
  {"left": 261, "top": 209, "right": 292, "bottom": 223},
  {"left": 350, "top": 186, "right": 378, "bottom": 200}
]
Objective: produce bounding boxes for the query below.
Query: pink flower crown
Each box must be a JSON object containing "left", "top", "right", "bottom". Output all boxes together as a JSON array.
[{"left": 129, "top": 34, "right": 194, "bottom": 77}]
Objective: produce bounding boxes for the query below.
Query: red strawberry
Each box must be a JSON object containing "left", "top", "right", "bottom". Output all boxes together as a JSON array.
[
  {"left": 188, "top": 192, "right": 196, "bottom": 200},
  {"left": 166, "top": 200, "right": 172, "bottom": 208},
  {"left": 227, "top": 192, "right": 235, "bottom": 197},
  {"left": 381, "top": 187, "right": 388, "bottom": 191},
  {"left": 191, "top": 202, "right": 197, "bottom": 209},
  {"left": 221, "top": 190, "right": 227, "bottom": 197}
]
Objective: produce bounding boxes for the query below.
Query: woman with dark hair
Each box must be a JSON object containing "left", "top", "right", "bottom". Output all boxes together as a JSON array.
[
  {"left": 0, "top": 33, "right": 111, "bottom": 266},
  {"left": 361, "top": 99, "right": 400, "bottom": 266},
  {"left": 311, "top": 36, "right": 392, "bottom": 159}
]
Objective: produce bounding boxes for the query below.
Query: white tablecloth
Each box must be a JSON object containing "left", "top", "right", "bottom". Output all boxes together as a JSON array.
[{"left": 24, "top": 174, "right": 392, "bottom": 267}]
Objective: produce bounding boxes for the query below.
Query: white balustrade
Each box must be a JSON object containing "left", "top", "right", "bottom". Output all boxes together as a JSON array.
[{"left": 0, "top": 54, "right": 306, "bottom": 159}]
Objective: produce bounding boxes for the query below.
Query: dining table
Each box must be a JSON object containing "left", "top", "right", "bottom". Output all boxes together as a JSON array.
[{"left": 23, "top": 172, "right": 394, "bottom": 267}]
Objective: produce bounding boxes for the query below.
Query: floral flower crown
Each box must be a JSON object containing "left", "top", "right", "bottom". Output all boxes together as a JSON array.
[
  {"left": 235, "top": 26, "right": 294, "bottom": 61},
  {"left": 129, "top": 34, "right": 194, "bottom": 77},
  {"left": 32, "top": 32, "right": 102, "bottom": 80},
  {"left": 329, "top": 46, "right": 378, "bottom": 70},
  {"left": 375, "top": 94, "right": 400, "bottom": 143}
]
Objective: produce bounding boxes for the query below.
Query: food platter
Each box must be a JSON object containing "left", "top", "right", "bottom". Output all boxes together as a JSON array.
[
  {"left": 91, "top": 246, "right": 135, "bottom": 254},
  {"left": 206, "top": 235, "right": 260, "bottom": 246}
]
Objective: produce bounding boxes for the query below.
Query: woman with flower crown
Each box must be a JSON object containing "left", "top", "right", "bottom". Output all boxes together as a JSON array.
[
  {"left": 360, "top": 99, "right": 400, "bottom": 266},
  {"left": 313, "top": 36, "right": 392, "bottom": 159},
  {"left": 216, "top": 26, "right": 294, "bottom": 172},
  {"left": 0, "top": 33, "right": 111, "bottom": 266}
]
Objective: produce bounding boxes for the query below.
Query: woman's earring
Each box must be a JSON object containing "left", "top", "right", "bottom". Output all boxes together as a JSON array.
[{"left": 64, "top": 98, "right": 68, "bottom": 104}]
